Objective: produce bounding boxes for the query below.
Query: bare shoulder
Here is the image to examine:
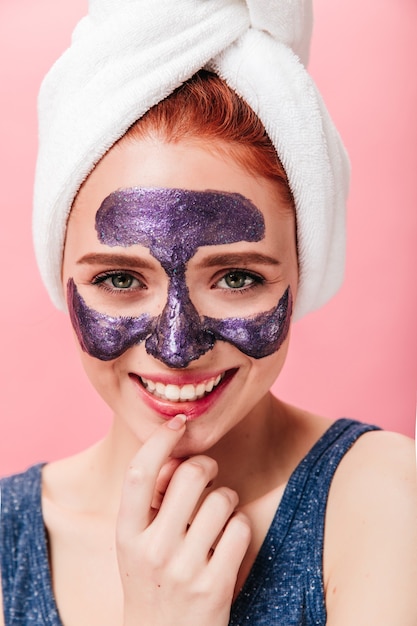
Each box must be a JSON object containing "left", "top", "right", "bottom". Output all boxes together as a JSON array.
[
  {"left": 324, "top": 428, "right": 417, "bottom": 626},
  {"left": 330, "top": 429, "right": 416, "bottom": 505},
  {"left": 326, "top": 429, "right": 417, "bottom": 550}
]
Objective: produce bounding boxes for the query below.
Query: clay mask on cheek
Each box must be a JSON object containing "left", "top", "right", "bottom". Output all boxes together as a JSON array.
[
  {"left": 68, "top": 188, "right": 292, "bottom": 367},
  {"left": 67, "top": 278, "right": 154, "bottom": 361}
]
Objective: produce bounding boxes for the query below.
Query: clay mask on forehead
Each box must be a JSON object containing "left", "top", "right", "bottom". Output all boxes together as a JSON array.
[{"left": 68, "top": 188, "right": 292, "bottom": 368}]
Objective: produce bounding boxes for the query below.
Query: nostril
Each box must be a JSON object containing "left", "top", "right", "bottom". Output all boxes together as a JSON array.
[
  {"left": 144, "top": 325, "right": 215, "bottom": 369},
  {"left": 143, "top": 274, "right": 217, "bottom": 368}
]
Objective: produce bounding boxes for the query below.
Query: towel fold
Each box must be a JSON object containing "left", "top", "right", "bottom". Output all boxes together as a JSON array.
[{"left": 33, "top": 0, "right": 349, "bottom": 320}]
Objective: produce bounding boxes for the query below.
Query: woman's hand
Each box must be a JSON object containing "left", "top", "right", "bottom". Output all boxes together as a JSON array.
[{"left": 116, "top": 414, "right": 251, "bottom": 626}]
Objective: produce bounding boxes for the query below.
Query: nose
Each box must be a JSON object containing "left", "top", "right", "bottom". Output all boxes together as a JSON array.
[{"left": 145, "top": 274, "right": 214, "bottom": 368}]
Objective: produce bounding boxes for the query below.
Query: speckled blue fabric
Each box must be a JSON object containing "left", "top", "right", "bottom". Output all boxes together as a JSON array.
[{"left": 1, "top": 419, "right": 380, "bottom": 625}]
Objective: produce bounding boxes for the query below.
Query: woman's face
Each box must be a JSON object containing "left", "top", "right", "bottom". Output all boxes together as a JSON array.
[{"left": 62, "top": 137, "right": 298, "bottom": 454}]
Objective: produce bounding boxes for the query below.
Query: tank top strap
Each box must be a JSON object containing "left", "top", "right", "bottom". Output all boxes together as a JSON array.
[
  {"left": 0, "top": 463, "right": 62, "bottom": 625},
  {"left": 282, "top": 418, "right": 381, "bottom": 531},
  {"left": 231, "top": 418, "right": 381, "bottom": 624}
]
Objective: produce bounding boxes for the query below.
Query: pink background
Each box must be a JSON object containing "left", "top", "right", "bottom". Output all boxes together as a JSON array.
[{"left": 0, "top": 0, "right": 416, "bottom": 476}]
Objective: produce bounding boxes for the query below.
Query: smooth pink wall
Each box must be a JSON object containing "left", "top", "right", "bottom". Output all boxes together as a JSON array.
[{"left": 0, "top": 0, "right": 415, "bottom": 476}]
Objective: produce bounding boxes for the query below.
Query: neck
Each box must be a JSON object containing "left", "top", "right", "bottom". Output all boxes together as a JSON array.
[
  {"left": 65, "top": 392, "right": 292, "bottom": 516},
  {"left": 202, "top": 394, "right": 291, "bottom": 503}
]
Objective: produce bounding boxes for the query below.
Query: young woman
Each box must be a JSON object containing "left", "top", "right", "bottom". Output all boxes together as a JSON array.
[{"left": 1, "top": 3, "right": 416, "bottom": 625}]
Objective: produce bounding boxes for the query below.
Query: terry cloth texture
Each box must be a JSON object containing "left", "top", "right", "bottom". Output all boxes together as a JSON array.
[
  {"left": 33, "top": 0, "right": 350, "bottom": 320},
  {"left": 0, "top": 419, "right": 380, "bottom": 624}
]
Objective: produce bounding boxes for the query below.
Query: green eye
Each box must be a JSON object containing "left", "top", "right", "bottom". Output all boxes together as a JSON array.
[
  {"left": 92, "top": 271, "right": 144, "bottom": 292},
  {"left": 111, "top": 273, "right": 134, "bottom": 289},
  {"left": 224, "top": 271, "right": 251, "bottom": 289},
  {"left": 217, "top": 270, "right": 262, "bottom": 291}
]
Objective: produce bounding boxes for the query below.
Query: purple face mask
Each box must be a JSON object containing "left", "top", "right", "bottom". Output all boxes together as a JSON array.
[{"left": 68, "top": 188, "right": 292, "bottom": 368}]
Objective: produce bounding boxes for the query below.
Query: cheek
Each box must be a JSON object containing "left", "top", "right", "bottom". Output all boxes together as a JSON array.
[
  {"left": 76, "top": 349, "right": 125, "bottom": 416},
  {"left": 67, "top": 279, "right": 154, "bottom": 361},
  {"left": 244, "top": 331, "right": 291, "bottom": 403},
  {"left": 203, "top": 286, "right": 293, "bottom": 359}
]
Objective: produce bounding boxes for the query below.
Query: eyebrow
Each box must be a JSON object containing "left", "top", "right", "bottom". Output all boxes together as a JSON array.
[
  {"left": 195, "top": 252, "right": 281, "bottom": 268},
  {"left": 76, "top": 252, "right": 155, "bottom": 269}
]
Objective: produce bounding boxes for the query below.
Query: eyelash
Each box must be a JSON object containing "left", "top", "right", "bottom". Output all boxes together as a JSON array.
[
  {"left": 214, "top": 269, "right": 265, "bottom": 294},
  {"left": 91, "top": 269, "right": 265, "bottom": 296},
  {"left": 91, "top": 271, "right": 146, "bottom": 293}
]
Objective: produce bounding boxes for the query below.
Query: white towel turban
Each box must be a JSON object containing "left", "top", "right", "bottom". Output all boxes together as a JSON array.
[{"left": 33, "top": 0, "right": 350, "bottom": 320}]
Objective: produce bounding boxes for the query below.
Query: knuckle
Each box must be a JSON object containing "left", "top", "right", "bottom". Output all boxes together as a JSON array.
[
  {"left": 124, "top": 463, "right": 151, "bottom": 487},
  {"left": 236, "top": 513, "right": 252, "bottom": 536},
  {"left": 229, "top": 512, "right": 252, "bottom": 542},
  {"left": 180, "top": 456, "right": 216, "bottom": 482},
  {"left": 195, "top": 572, "right": 233, "bottom": 605},
  {"left": 210, "top": 486, "right": 238, "bottom": 509},
  {"left": 116, "top": 533, "right": 168, "bottom": 572},
  {"left": 144, "top": 539, "right": 169, "bottom": 569},
  {"left": 190, "top": 574, "right": 213, "bottom": 597},
  {"left": 182, "top": 462, "right": 206, "bottom": 482},
  {"left": 167, "top": 557, "right": 193, "bottom": 585}
]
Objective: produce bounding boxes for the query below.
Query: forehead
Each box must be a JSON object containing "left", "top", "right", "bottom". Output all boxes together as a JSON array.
[{"left": 95, "top": 187, "right": 265, "bottom": 266}]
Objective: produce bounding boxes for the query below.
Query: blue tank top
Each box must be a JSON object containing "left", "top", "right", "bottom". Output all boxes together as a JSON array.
[{"left": 1, "top": 419, "right": 380, "bottom": 625}]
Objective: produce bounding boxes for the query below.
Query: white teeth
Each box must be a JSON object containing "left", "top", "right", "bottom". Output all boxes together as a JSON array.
[
  {"left": 155, "top": 382, "right": 165, "bottom": 395},
  {"left": 165, "top": 384, "right": 181, "bottom": 402},
  {"left": 179, "top": 384, "right": 196, "bottom": 401},
  {"left": 140, "top": 373, "right": 225, "bottom": 403},
  {"left": 195, "top": 382, "right": 206, "bottom": 398},
  {"left": 205, "top": 379, "right": 214, "bottom": 393}
]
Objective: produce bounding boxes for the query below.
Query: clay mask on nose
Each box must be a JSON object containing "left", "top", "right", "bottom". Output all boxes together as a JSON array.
[{"left": 68, "top": 188, "right": 292, "bottom": 367}]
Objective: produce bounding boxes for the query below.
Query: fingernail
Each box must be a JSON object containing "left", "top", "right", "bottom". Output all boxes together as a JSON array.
[{"left": 167, "top": 413, "right": 187, "bottom": 430}]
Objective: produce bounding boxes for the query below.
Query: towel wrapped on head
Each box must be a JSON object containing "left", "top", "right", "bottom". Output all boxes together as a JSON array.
[{"left": 33, "top": 0, "right": 349, "bottom": 320}]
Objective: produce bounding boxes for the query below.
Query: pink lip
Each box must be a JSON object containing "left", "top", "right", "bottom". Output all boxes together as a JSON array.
[{"left": 129, "top": 369, "right": 236, "bottom": 421}]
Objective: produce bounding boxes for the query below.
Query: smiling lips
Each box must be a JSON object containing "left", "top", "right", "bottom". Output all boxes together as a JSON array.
[{"left": 139, "top": 373, "right": 224, "bottom": 403}]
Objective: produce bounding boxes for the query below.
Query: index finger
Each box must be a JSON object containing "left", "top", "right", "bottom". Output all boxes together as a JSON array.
[{"left": 117, "top": 414, "right": 187, "bottom": 535}]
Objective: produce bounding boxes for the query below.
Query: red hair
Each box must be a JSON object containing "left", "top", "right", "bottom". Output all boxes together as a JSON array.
[{"left": 124, "top": 70, "right": 294, "bottom": 210}]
